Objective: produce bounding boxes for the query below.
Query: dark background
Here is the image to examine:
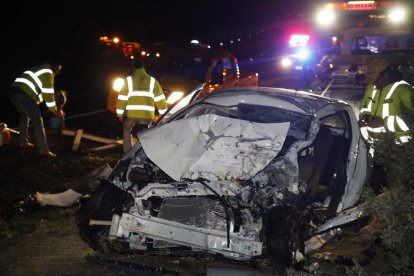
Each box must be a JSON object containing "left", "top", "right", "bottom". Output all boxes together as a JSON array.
[{"left": 1, "top": 1, "right": 312, "bottom": 126}]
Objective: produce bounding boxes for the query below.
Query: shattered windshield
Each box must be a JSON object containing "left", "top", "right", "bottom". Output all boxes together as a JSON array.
[
  {"left": 139, "top": 114, "right": 291, "bottom": 181},
  {"left": 174, "top": 102, "right": 312, "bottom": 141}
]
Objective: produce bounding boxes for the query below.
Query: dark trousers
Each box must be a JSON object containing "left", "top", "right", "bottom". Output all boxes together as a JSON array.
[
  {"left": 122, "top": 117, "right": 151, "bottom": 153},
  {"left": 8, "top": 87, "right": 50, "bottom": 152}
]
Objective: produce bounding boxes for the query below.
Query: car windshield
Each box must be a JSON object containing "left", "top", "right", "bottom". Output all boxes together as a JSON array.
[
  {"left": 172, "top": 102, "right": 312, "bottom": 142},
  {"left": 351, "top": 34, "right": 414, "bottom": 55},
  {"left": 157, "top": 85, "right": 204, "bottom": 125}
]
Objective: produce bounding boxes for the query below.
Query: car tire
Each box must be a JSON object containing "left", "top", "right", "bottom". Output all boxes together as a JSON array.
[
  {"left": 75, "top": 180, "right": 129, "bottom": 253},
  {"left": 266, "top": 206, "right": 303, "bottom": 272}
]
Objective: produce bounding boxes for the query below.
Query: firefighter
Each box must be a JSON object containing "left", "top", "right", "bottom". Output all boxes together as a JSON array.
[
  {"left": 8, "top": 62, "right": 65, "bottom": 158},
  {"left": 358, "top": 59, "right": 414, "bottom": 194},
  {"left": 116, "top": 59, "right": 167, "bottom": 153}
]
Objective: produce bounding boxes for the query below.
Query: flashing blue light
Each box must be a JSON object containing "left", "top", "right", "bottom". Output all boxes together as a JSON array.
[{"left": 291, "top": 47, "right": 311, "bottom": 61}]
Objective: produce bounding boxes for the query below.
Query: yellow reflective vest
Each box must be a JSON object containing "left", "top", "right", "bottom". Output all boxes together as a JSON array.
[
  {"left": 10, "top": 63, "right": 58, "bottom": 112},
  {"left": 116, "top": 68, "right": 167, "bottom": 120},
  {"left": 359, "top": 81, "right": 414, "bottom": 143}
]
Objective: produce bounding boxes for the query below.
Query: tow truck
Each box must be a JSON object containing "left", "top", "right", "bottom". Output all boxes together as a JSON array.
[
  {"left": 277, "top": 1, "right": 414, "bottom": 92},
  {"left": 105, "top": 40, "right": 259, "bottom": 116}
]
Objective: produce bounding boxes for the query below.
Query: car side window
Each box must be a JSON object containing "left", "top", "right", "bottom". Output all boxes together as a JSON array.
[
  {"left": 320, "top": 112, "right": 350, "bottom": 138},
  {"left": 385, "top": 38, "right": 399, "bottom": 49},
  {"left": 352, "top": 36, "right": 371, "bottom": 55},
  {"left": 320, "top": 114, "right": 346, "bottom": 129}
]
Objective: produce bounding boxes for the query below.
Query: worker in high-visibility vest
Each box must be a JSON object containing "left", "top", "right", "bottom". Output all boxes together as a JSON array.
[
  {"left": 8, "top": 62, "right": 65, "bottom": 158},
  {"left": 358, "top": 59, "right": 414, "bottom": 194},
  {"left": 359, "top": 59, "right": 414, "bottom": 144},
  {"left": 116, "top": 59, "right": 167, "bottom": 153}
]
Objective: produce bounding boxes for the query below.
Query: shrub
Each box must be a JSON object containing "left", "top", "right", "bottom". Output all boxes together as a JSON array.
[{"left": 361, "top": 116, "right": 414, "bottom": 272}]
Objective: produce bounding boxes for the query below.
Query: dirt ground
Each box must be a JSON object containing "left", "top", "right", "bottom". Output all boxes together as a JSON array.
[
  {"left": 0, "top": 125, "right": 397, "bottom": 275},
  {"left": 0, "top": 126, "right": 125, "bottom": 275}
]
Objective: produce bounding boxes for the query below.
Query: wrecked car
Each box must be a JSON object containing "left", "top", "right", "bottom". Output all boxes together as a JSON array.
[{"left": 76, "top": 87, "right": 370, "bottom": 271}]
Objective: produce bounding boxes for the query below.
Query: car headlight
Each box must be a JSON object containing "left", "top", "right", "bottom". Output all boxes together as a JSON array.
[
  {"left": 166, "top": 91, "right": 184, "bottom": 105},
  {"left": 281, "top": 57, "right": 292, "bottom": 67},
  {"left": 297, "top": 48, "right": 311, "bottom": 61},
  {"left": 388, "top": 7, "right": 407, "bottom": 24},
  {"left": 316, "top": 9, "right": 335, "bottom": 27},
  {"left": 112, "top": 78, "right": 125, "bottom": 92}
]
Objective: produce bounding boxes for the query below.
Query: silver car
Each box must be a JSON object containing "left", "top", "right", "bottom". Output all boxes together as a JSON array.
[{"left": 76, "top": 86, "right": 370, "bottom": 272}]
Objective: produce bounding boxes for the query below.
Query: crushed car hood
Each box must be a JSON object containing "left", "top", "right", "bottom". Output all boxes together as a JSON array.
[{"left": 139, "top": 114, "right": 290, "bottom": 181}]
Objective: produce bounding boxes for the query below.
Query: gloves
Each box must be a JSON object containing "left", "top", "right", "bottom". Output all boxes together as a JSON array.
[{"left": 358, "top": 115, "right": 384, "bottom": 128}]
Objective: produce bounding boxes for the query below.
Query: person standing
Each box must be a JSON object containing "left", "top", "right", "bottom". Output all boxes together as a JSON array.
[
  {"left": 8, "top": 62, "right": 65, "bottom": 157},
  {"left": 359, "top": 59, "right": 414, "bottom": 144},
  {"left": 116, "top": 59, "right": 167, "bottom": 153},
  {"left": 358, "top": 58, "right": 414, "bottom": 194},
  {"left": 357, "top": 59, "right": 414, "bottom": 239}
]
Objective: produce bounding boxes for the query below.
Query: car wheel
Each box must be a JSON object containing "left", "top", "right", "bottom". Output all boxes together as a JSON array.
[
  {"left": 75, "top": 180, "right": 129, "bottom": 253},
  {"left": 266, "top": 206, "right": 303, "bottom": 272}
]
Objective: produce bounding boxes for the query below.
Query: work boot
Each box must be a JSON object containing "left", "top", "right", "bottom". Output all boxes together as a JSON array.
[
  {"left": 39, "top": 150, "right": 57, "bottom": 158},
  {"left": 19, "top": 142, "right": 34, "bottom": 149}
]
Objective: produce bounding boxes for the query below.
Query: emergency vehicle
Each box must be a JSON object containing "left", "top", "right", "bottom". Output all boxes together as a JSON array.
[
  {"left": 279, "top": 0, "right": 414, "bottom": 88},
  {"left": 312, "top": 0, "right": 414, "bottom": 91},
  {"left": 99, "top": 36, "right": 143, "bottom": 60},
  {"left": 106, "top": 40, "right": 259, "bottom": 116}
]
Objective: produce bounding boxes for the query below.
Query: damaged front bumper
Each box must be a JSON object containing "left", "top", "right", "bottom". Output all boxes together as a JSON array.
[{"left": 108, "top": 212, "right": 262, "bottom": 260}]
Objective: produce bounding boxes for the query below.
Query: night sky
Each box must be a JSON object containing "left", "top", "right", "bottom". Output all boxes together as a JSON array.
[
  {"left": 1, "top": 0, "right": 311, "bottom": 124},
  {"left": 3, "top": 1, "right": 311, "bottom": 57}
]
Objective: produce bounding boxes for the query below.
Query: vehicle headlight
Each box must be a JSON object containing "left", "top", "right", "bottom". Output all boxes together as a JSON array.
[
  {"left": 167, "top": 91, "right": 184, "bottom": 105},
  {"left": 316, "top": 9, "right": 335, "bottom": 27},
  {"left": 281, "top": 57, "right": 292, "bottom": 67},
  {"left": 297, "top": 48, "right": 311, "bottom": 61},
  {"left": 388, "top": 7, "right": 407, "bottom": 24},
  {"left": 112, "top": 78, "right": 125, "bottom": 92}
]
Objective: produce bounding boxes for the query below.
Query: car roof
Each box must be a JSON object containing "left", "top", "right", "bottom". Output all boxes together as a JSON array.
[{"left": 202, "top": 86, "right": 342, "bottom": 112}]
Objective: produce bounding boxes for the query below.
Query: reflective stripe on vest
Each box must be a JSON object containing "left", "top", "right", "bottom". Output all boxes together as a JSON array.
[
  {"left": 400, "top": 136, "right": 410, "bottom": 143},
  {"left": 14, "top": 68, "right": 54, "bottom": 104},
  {"left": 382, "top": 81, "right": 404, "bottom": 118},
  {"left": 383, "top": 81, "right": 412, "bottom": 133},
  {"left": 118, "top": 76, "right": 156, "bottom": 115},
  {"left": 385, "top": 116, "right": 409, "bottom": 132},
  {"left": 360, "top": 87, "right": 378, "bottom": 114},
  {"left": 15, "top": 77, "right": 43, "bottom": 102},
  {"left": 367, "top": 126, "right": 386, "bottom": 133},
  {"left": 158, "top": 107, "right": 167, "bottom": 115}
]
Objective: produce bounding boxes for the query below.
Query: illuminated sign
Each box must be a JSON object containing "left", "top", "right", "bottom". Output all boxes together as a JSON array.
[{"left": 347, "top": 1, "right": 376, "bottom": 10}]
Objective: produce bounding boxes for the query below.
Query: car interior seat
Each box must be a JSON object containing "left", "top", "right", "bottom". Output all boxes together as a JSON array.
[
  {"left": 299, "top": 125, "right": 334, "bottom": 204},
  {"left": 299, "top": 115, "right": 350, "bottom": 212}
]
